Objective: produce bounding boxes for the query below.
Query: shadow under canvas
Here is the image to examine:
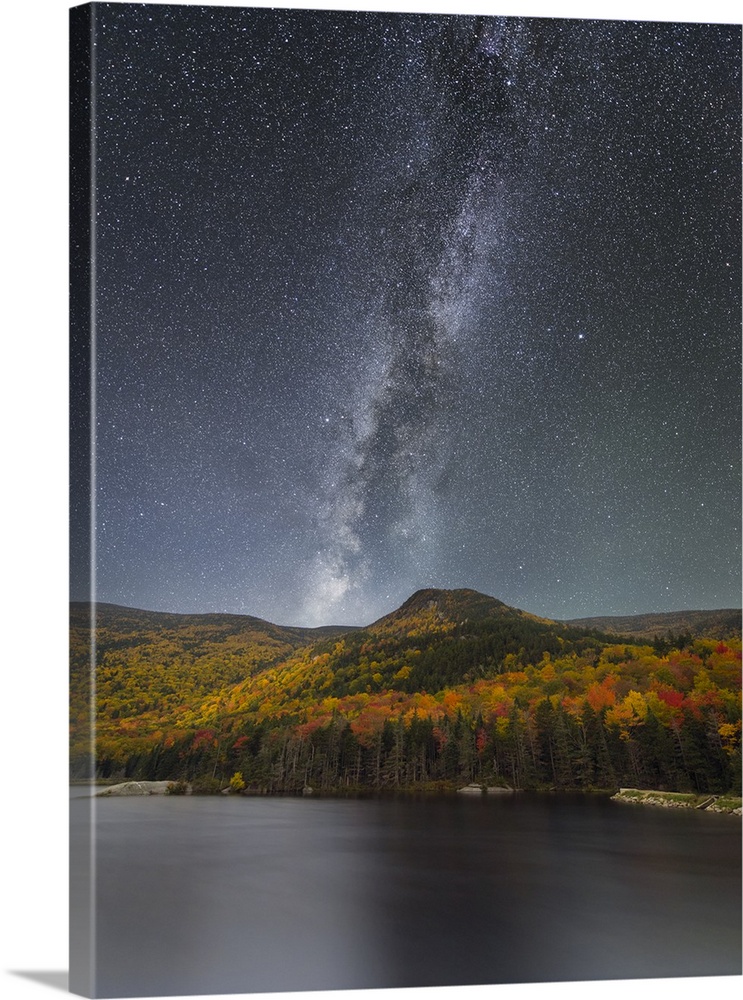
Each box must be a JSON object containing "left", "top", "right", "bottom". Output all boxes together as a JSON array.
[{"left": 11, "top": 972, "right": 69, "bottom": 993}]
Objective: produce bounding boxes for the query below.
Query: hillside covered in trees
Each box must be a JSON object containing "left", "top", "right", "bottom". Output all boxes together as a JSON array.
[
  {"left": 565, "top": 608, "right": 742, "bottom": 641},
  {"left": 71, "top": 589, "right": 742, "bottom": 796}
]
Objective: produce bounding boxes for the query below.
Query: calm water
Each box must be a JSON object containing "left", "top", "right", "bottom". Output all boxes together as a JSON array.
[{"left": 70, "top": 791, "right": 741, "bottom": 997}]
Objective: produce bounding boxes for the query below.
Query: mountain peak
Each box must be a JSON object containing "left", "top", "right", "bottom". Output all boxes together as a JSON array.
[
  {"left": 370, "top": 587, "right": 520, "bottom": 631},
  {"left": 399, "top": 587, "right": 503, "bottom": 612}
]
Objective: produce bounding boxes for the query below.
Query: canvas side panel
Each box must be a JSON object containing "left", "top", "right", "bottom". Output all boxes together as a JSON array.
[{"left": 69, "top": 4, "right": 96, "bottom": 996}]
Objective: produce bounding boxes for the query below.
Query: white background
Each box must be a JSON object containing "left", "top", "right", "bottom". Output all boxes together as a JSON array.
[{"left": 0, "top": 1, "right": 739, "bottom": 999}]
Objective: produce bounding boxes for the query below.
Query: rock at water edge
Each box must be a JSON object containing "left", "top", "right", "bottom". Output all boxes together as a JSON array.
[{"left": 97, "top": 780, "right": 174, "bottom": 796}]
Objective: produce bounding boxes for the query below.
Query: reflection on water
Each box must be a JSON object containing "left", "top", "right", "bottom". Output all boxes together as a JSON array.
[{"left": 70, "top": 792, "right": 741, "bottom": 998}]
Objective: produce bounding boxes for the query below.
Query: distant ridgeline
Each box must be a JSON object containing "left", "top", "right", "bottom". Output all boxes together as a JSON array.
[{"left": 70, "top": 590, "right": 742, "bottom": 795}]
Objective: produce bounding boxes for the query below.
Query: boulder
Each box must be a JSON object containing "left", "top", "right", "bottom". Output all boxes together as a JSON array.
[{"left": 97, "top": 780, "right": 174, "bottom": 796}]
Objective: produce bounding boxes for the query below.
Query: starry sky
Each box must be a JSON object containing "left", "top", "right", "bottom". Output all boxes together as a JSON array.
[{"left": 71, "top": 1, "right": 741, "bottom": 627}]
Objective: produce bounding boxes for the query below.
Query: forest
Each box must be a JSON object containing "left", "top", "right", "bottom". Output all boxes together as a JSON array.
[{"left": 70, "top": 590, "right": 742, "bottom": 795}]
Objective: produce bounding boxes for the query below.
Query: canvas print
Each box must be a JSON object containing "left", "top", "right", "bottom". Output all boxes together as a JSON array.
[{"left": 69, "top": 2, "right": 742, "bottom": 998}]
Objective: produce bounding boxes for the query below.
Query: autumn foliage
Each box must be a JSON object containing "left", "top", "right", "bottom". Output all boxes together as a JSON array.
[{"left": 70, "top": 593, "right": 742, "bottom": 794}]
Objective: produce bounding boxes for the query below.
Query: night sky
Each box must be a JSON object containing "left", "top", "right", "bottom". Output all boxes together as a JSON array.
[{"left": 73, "top": 1, "right": 741, "bottom": 627}]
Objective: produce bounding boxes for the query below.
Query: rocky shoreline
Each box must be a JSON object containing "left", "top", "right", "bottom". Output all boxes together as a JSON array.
[
  {"left": 612, "top": 788, "right": 742, "bottom": 815},
  {"left": 91, "top": 781, "right": 742, "bottom": 815},
  {"left": 456, "top": 782, "right": 516, "bottom": 795},
  {"left": 96, "top": 780, "right": 176, "bottom": 796}
]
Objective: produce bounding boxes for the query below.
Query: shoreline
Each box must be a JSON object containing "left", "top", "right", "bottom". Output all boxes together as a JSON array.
[
  {"left": 74, "top": 779, "right": 742, "bottom": 814},
  {"left": 611, "top": 787, "right": 742, "bottom": 815}
]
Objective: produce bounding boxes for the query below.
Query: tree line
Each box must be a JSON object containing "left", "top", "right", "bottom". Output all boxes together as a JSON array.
[{"left": 106, "top": 676, "right": 740, "bottom": 796}]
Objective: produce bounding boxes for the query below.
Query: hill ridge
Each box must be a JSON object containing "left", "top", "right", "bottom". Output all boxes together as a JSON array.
[
  {"left": 71, "top": 592, "right": 742, "bottom": 638},
  {"left": 564, "top": 607, "right": 741, "bottom": 640}
]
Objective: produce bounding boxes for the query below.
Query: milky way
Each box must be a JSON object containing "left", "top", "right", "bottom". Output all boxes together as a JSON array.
[{"left": 71, "top": 3, "right": 741, "bottom": 625}]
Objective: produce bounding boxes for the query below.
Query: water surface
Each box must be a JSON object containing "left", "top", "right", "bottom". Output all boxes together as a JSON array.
[{"left": 70, "top": 792, "right": 741, "bottom": 997}]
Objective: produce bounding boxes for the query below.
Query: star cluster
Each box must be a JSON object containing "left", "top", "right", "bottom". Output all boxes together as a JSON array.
[{"left": 74, "top": 3, "right": 741, "bottom": 625}]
